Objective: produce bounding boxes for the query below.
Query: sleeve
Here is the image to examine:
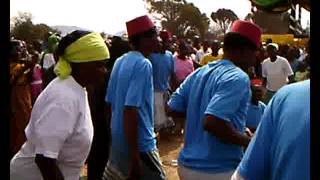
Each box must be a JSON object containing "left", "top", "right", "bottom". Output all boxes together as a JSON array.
[
  {"left": 237, "top": 97, "right": 275, "bottom": 179},
  {"left": 31, "top": 103, "right": 77, "bottom": 159},
  {"left": 167, "top": 74, "right": 193, "bottom": 112},
  {"left": 283, "top": 59, "right": 294, "bottom": 77},
  {"left": 125, "top": 62, "right": 152, "bottom": 107},
  {"left": 205, "top": 77, "right": 250, "bottom": 122},
  {"left": 261, "top": 61, "right": 267, "bottom": 78}
]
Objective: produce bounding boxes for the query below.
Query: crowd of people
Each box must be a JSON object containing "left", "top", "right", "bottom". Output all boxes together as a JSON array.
[{"left": 9, "top": 14, "right": 310, "bottom": 180}]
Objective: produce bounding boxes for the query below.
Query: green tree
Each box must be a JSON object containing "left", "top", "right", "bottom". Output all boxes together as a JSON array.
[
  {"left": 10, "top": 12, "right": 59, "bottom": 44},
  {"left": 145, "top": 0, "right": 209, "bottom": 39},
  {"left": 179, "top": 3, "right": 210, "bottom": 39},
  {"left": 211, "top": 8, "right": 239, "bottom": 35}
]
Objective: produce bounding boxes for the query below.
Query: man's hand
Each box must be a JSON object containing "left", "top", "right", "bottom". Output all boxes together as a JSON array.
[
  {"left": 35, "top": 154, "right": 65, "bottom": 180},
  {"left": 204, "top": 115, "right": 251, "bottom": 147},
  {"left": 245, "top": 128, "right": 254, "bottom": 137},
  {"left": 165, "top": 103, "right": 186, "bottom": 118}
]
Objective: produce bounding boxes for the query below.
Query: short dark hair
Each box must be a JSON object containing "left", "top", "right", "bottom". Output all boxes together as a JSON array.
[
  {"left": 211, "top": 40, "right": 220, "bottom": 47},
  {"left": 128, "top": 27, "right": 157, "bottom": 49},
  {"left": 57, "top": 30, "right": 91, "bottom": 57},
  {"left": 223, "top": 32, "right": 257, "bottom": 53},
  {"left": 203, "top": 40, "right": 209, "bottom": 46}
]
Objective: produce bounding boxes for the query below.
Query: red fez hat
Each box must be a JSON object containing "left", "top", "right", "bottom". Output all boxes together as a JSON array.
[
  {"left": 251, "top": 79, "right": 263, "bottom": 87},
  {"left": 160, "top": 30, "right": 172, "bottom": 41},
  {"left": 126, "top": 15, "right": 155, "bottom": 37},
  {"left": 230, "top": 20, "right": 262, "bottom": 48}
]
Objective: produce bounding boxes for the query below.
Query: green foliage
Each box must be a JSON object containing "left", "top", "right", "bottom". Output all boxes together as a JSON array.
[
  {"left": 211, "top": 8, "right": 239, "bottom": 35},
  {"left": 10, "top": 12, "right": 60, "bottom": 45},
  {"left": 145, "top": 0, "right": 209, "bottom": 40}
]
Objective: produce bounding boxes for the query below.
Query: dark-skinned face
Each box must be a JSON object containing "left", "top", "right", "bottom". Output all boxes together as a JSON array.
[
  {"left": 267, "top": 46, "right": 277, "bottom": 58},
  {"left": 72, "top": 61, "right": 107, "bottom": 85},
  {"left": 211, "top": 44, "right": 219, "bottom": 54},
  {"left": 203, "top": 42, "right": 209, "bottom": 51},
  {"left": 11, "top": 42, "right": 23, "bottom": 61},
  {"left": 252, "top": 86, "right": 263, "bottom": 101}
]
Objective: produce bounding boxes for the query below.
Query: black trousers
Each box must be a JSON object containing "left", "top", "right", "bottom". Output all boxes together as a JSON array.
[
  {"left": 86, "top": 73, "right": 111, "bottom": 180},
  {"left": 87, "top": 120, "right": 111, "bottom": 180}
]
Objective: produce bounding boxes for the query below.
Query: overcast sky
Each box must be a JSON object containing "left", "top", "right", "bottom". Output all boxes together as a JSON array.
[{"left": 10, "top": 0, "right": 310, "bottom": 34}]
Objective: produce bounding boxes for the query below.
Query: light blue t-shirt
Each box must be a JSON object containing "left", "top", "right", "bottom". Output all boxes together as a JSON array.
[
  {"left": 149, "top": 51, "right": 175, "bottom": 92},
  {"left": 246, "top": 101, "right": 266, "bottom": 129},
  {"left": 168, "top": 59, "right": 251, "bottom": 173},
  {"left": 238, "top": 80, "right": 310, "bottom": 180},
  {"left": 105, "top": 51, "right": 156, "bottom": 154}
]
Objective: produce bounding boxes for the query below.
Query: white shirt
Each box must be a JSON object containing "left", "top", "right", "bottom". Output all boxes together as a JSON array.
[
  {"left": 298, "top": 53, "right": 308, "bottom": 62},
  {"left": 195, "top": 49, "right": 211, "bottom": 62},
  {"left": 42, "top": 53, "right": 56, "bottom": 69},
  {"left": 262, "top": 56, "right": 294, "bottom": 91},
  {"left": 10, "top": 76, "right": 93, "bottom": 180}
]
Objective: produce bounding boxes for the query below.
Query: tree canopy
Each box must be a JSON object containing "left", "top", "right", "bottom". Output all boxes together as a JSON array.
[
  {"left": 145, "top": 0, "right": 209, "bottom": 40},
  {"left": 10, "top": 12, "right": 59, "bottom": 44},
  {"left": 210, "top": 8, "right": 239, "bottom": 35}
]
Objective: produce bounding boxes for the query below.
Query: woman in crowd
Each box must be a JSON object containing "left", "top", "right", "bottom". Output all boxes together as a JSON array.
[
  {"left": 10, "top": 39, "right": 33, "bottom": 159},
  {"left": 173, "top": 40, "right": 194, "bottom": 91},
  {"left": 29, "top": 50, "right": 43, "bottom": 104},
  {"left": 10, "top": 30, "right": 109, "bottom": 180}
]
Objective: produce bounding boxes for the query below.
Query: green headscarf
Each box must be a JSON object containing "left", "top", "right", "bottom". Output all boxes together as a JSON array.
[
  {"left": 54, "top": 32, "right": 110, "bottom": 79},
  {"left": 48, "top": 34, "right": 60, "bottom": 53}
]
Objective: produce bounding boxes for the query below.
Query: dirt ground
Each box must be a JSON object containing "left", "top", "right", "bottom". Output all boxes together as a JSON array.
[
  {"left": 81, "top": 132, "right": 184, "bottom": 180},
  {"left": 158, "top": 132, "right": 184, "bottom": 180}
]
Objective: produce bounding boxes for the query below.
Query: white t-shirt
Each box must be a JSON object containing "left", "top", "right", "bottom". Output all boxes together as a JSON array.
[
  {"left": 10, "top": 76, "right": 93, "bottom": 180},
  {"left": 42, "top": 53, "right": 56, "bottom": 69},
  {"left": 195, "top": 49, "right": 211, "bottom": 62},
  {"left": 262, "top": 56, "right": 294, "bottom": 91},
  {"left": 298, "top": 53, "right": 308, "bottom": 62}
]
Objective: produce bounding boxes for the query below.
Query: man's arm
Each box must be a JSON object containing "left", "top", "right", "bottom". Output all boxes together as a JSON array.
[
  {"left": 283, "top": 59, "right": 294, "bottom": 83},
  {"left": 35, "top": 154, "right": 64, "bottom": 180},
  {"left": 203, "top": 115, "right": 251, "bottom": 147},
  {"left": 262, "top": 78, "right": 267, "bottom": 88},
  {"left": 123, "top": 106, "right": 141, "bottom": 179},
  {"left": 106, "top": 102, "right": 112, "bottom": 130},
  {"left": 165, "top": 103, "right": 186, "bottom": 118},
  {"left": 169, "top": 71, "right": 178, "bottom": 93}
]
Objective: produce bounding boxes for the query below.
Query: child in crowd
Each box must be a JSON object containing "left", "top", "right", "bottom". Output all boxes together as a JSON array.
[{"left": 246, "top": 79, "right": 266, "bottom": 133}]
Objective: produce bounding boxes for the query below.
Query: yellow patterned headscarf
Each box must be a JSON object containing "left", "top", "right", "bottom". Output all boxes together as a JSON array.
[{"left": 54, "top": 32, "right": 110, "bottom": 79}]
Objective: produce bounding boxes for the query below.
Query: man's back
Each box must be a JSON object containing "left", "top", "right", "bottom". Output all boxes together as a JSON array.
[
  {"left": 106, "top": 51, "right": 156, "bottom": 153},
  {"left": 236, "top": 80, "right": 310, "bottom": 180},
  {"left": 149, "top": 51, "right": 175, "bottom": 92},
  {"left": 168, "top": 59, "right": 251, "bottom": 172}
]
